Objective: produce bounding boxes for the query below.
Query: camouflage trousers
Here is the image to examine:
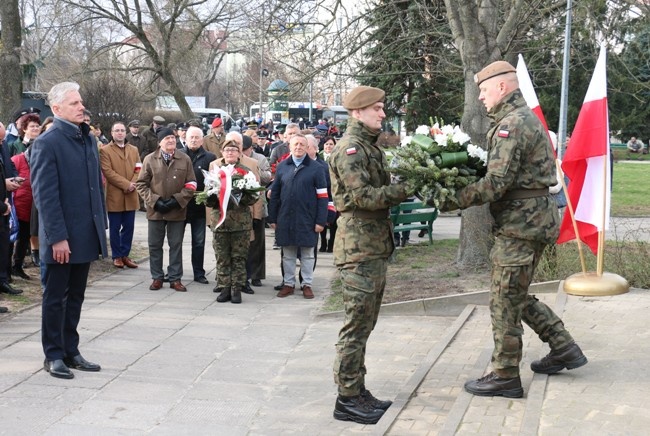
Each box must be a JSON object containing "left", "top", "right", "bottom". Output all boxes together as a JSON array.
[
  {"left": 333, "top": 258, "right": 387, "bottom": 396},
  {"left": 213, "top": 230, "right": 250, "bottom": 288},
  {"left": 490, "top": 237, "right": 574, "bottom": 378}
]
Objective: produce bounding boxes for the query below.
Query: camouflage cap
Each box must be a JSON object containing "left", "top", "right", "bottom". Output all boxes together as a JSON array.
[
  {"left": 343, "top": 86, "right": 385, "bottom": 110},
  {"left": 474, "top": 61, "right": 516, "bottom": 85}
]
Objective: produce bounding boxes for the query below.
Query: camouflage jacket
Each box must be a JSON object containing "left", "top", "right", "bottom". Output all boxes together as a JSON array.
[
  {"left": 456, "top": 90, "right": 559, "bottom": 243},
  {"left": 329, "top": 117, "right": 412, "bottom": 265}
]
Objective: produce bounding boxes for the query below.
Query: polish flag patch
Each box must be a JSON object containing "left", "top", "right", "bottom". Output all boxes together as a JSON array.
[
  {"left": 316, "top": 188, "right": 328, "bottom": 199},
  {"left": 346, "top": 147, "right": 357, "bottom": 155},
  {"left": 134, "top": 162, "right": 142, "bottom": 172},
  {"left": 498, "top": 129, "right": 510, "bottom": 138},
  {"left": 184, "top": 181, "right": 198, "bottom": 191}
]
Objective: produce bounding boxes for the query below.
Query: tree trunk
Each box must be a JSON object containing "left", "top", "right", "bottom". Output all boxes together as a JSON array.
[{"left": 0, "top": 0, "right": 23, "bottom": 124}]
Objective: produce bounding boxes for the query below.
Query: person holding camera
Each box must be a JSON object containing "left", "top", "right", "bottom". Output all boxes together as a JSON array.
[{"left": 136, "top": 127, "right": 197, "bottom": 292}]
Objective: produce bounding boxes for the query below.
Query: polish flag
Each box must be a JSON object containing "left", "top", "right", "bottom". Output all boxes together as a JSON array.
[
  {"left": 516, "top": 54, "right": 550, "bottom": 133},
  {"left": 557, "top": 46, "right": 610, "bottom": 255}
]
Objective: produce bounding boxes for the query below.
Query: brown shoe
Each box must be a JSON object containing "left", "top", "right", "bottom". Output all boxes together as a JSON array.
[
  {"left": 170, "top": 281, "right": 187, "bottom": 292},
  {"left": 113, "top": 258, "right": 124, "bottom": 268},
  {"left": 122, "top": 257, "right": 138, "bottom": 268},
  {"left": 302, "top": 285, "right": 314, "bottom": 299},
  {"left": 149, "top": 279, "right": 163, "bottom": 290},
  {"left": 277, "top": 285, "right": 294, "bottom": 298}
]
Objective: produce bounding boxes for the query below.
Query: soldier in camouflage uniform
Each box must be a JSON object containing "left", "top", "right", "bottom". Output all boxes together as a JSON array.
[
  {"left": 329, "top": 86, "right": 417, "bottom": 424},
  {"left": 441, "top": 61, "right": 587, "bottom": 398},
  {"left": 209, "top": 140, "right": 258, "bottom": 304}
]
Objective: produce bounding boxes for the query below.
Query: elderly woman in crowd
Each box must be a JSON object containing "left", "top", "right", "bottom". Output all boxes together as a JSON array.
[
  {"left": 208, "top": 139, "right": 260, "bottom": 304},
  {"left": 10, "top": 113, "right": 41, "bottom": 157}
]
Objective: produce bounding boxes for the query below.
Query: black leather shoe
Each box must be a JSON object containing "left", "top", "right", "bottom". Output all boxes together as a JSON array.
[
  {"left": 333, "top": 395, "right": 385, "bottom": 424},
  {"left": 360, "top": 386, "right": 392, "bottom": 411},
  {"left": 44, "top": 359, "right": 74, "bottom": 379},
  {"left": 194, "top": 276, "right": 209, "bottom": 284},
  {"left": 251, "top": 279, "right": 262, "bottom": 287},
  {"left": 242, "top": 282, "right": 255, "bottom": 294},
  {"left": 12, "top": 267, "right": 30, "bottom": 280},
  {"left": 274, "top": 282, "right": 284, "bottom": 291},
  {"left": 464, "top": 372, "right": 523, "bottom": 398},
  {"left": 31, "top": 249, "right": 40, "bottom": 267},
  {"left": 0, "top": 282, "right": 23, "bottom": 295},
  {"left": 63, "top": 354, "right": 101, "bottom": 372},
  {"left": 531, "top": 342, "right": 588, "bottom": 374},
  {"left": 0, "top": 306, "right": 8, "bottom": 313}
]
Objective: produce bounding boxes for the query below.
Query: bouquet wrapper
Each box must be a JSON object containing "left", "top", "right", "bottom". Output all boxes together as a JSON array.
[{"left": 439, "top": 152, "right": 468, "bottom": 168}]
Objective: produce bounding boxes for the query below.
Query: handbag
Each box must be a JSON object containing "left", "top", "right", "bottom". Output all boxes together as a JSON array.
[{"left": 8, "top": 194, "right": 19, "bottom": 243}]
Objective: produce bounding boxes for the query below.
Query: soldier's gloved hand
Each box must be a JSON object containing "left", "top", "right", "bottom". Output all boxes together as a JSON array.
[{"left": 154, "top": 198, "right": 170, "bottom": 213}]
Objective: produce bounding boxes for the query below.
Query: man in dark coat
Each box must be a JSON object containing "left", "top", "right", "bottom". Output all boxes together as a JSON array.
[
  {"left": 267, "top": 134, "right": 328, "bottom": 299},
  {"left": 31, "top": 82, "right": 108, "bottom": 379},
  {"left": 181, "top": 126, "right": 215, "bottom": 284}
]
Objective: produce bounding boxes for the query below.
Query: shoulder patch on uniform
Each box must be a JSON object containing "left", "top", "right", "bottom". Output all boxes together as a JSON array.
[
  {"left": 346, "top": 147, "right": 357, "bottom": 155},
  {"left": 498, "top": 129, "right": 510, "bottom": 138}
]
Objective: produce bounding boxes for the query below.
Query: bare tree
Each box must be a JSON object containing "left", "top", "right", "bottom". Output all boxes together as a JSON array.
[
  {"left": 0, "top": 0, "right": 22, "bottom": 123},
  {"left": 55, "top": 0, "right": 251, "bottom": 119}
]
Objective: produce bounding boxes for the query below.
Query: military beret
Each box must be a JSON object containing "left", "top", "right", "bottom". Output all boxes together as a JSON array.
[
  {"left": 211, "top": 117, "right": 223, "bottom": 128},
  {"left": 157, "top": 127, "right": 175, "bottom": 142},
  {"left": 343, "top": 86, "right": 385, "bottom": 110},
  {"left": 152, "top": 115, "right": 166, "bottom": 124},
  {"left": 474, "top": 61, "right": 516, "bottom": 85},
  {"left": 13, "top": 107, "right": 41, "bottom": 123},
  {"left": 128, "top": 119, "right": 140, "bottom": 127}
]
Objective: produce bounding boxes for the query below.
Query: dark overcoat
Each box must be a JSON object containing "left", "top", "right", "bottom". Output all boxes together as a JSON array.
[
  {"left": 30, "top": 118, "right": 108, "bottom": 264},
  {"left": 268, "top": 156, "right": 328, "bottom": 247}
]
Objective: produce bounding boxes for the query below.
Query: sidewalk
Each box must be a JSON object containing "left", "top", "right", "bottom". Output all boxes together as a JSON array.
[{"left": 0, "top": 212, "right": 648, "bottom": 434}]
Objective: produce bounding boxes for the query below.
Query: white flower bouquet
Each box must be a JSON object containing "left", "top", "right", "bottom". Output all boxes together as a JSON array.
[{"left": 391, "top": 120, "right": 487, "bottom": 208}]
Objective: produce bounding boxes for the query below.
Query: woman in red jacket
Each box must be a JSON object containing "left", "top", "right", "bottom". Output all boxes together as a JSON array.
[{"left": 11, "top": 114, "right": 41, "bottom": 280}]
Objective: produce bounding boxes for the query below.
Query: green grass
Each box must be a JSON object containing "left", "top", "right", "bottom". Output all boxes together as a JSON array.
[{"left": 612, "top": 162, "right": 650, "bottom": 216}]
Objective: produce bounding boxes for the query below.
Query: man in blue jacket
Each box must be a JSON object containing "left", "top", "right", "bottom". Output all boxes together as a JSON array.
[
  {"left": 268, "top": 134, "right": 328, "bottom": 299},
  {"left": 31, "top": 82, "right": 108, "bottom": 379}
]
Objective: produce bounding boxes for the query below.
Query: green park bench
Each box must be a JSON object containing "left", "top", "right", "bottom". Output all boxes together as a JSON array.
[{"left": 390, "top": 201, "right": 439, "bottom": 245}]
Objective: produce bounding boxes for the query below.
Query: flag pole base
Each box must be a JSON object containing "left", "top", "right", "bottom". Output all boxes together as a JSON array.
[{"left": 563, "top": 271, "right": 629, "bottom": 296}]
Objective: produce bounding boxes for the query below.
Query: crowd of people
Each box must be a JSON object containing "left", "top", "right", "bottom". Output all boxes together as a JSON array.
[{"left": 0, "top": 72, "right": 590, "bottom": 426}]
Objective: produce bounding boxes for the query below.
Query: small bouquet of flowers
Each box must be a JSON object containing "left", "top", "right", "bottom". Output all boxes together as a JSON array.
[
  {"left": 270, "top": 152, "right": 290, "bottom": 175},
  {"left": 195, "top": 164, "right": 265, "bottom": 228},
  {"left": 391, "top": 119, "right": 487, "bottom": 208}
]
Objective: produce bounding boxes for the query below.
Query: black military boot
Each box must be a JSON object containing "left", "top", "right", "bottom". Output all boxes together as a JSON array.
[
  {"left": 464, "top": 372, "right": 523, "bottom": 398},
  {"left": 216, "top": 287, "right": 231, "bottom": 303},
  {"left": 231, "top": 287, "right": 242, "bottom": 304},
  {"left": 333, "top": 395, "right": 385, "bottom": 424},
  {"left": 531, "top": 342, "right": 588, "bottom": 374},
  {"left": 360, "top": 386, "right": 392, "bottom": 411}
]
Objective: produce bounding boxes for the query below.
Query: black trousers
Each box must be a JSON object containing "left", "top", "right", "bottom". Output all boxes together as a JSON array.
[
  {"left": 41, "top": 262, "right": 91, "bottom": 360},
  {"left": 0, "top": 220, "right": 10, "bottom": 283},
  {"left": 247, "top": 218, "right": 266, "bottom": 280}
]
